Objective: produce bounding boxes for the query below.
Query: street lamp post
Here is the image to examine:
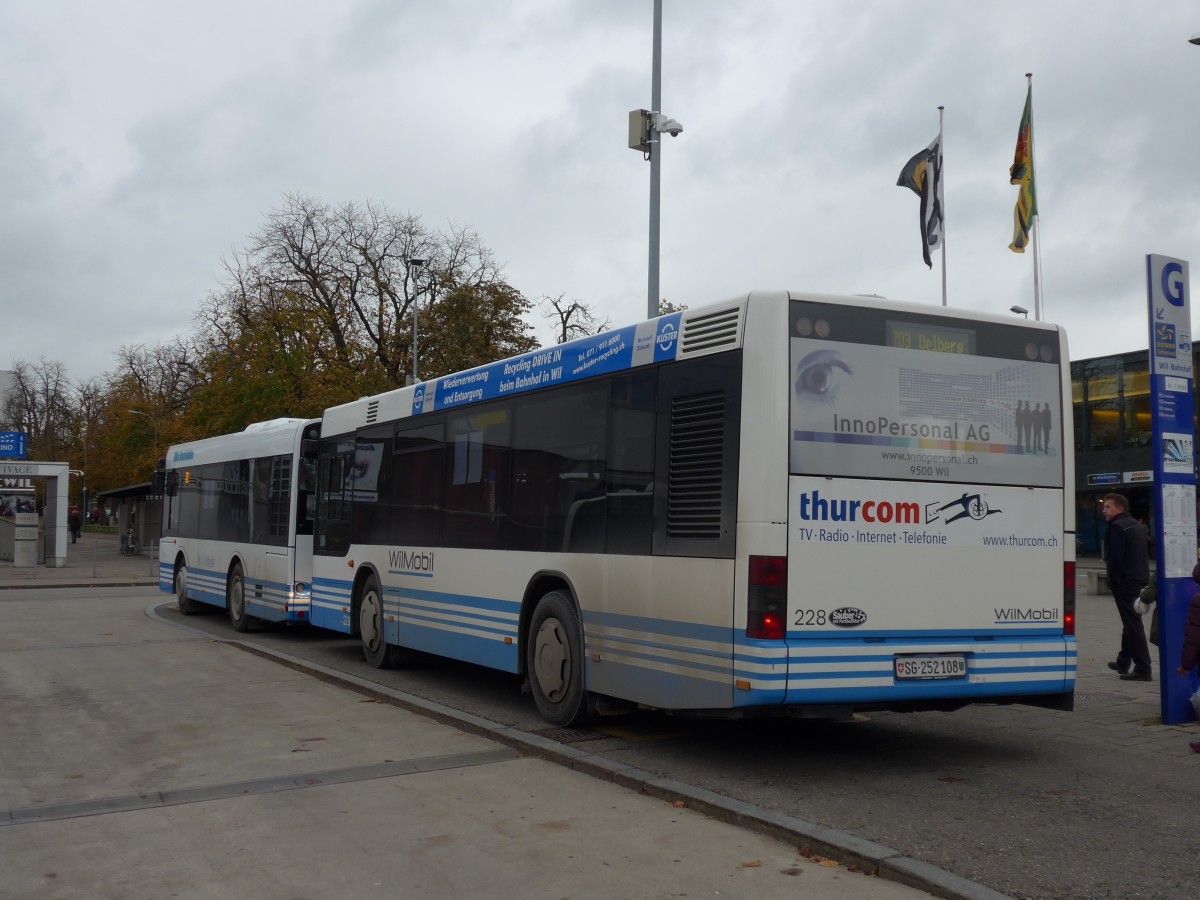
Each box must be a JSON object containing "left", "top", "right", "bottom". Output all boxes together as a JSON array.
[
  {"left": 1010, "top": 305, "right": 1029, "bottom": 318},
  {"left": 629, "top": 0, "right": 684, "bottom": 320},
  {"left": 407, "top": 257, "right": 428, "bottom": 384},
  {"left": 127, "top": 409, "right": 158, "bottom": 459}
]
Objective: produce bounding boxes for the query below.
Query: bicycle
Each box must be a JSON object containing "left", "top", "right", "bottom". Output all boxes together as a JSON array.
[{"left": 120, "top": 530, "right": 141, "bottom": 556}]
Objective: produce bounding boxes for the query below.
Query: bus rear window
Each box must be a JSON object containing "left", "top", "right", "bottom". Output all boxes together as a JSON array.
[{"left": 789, "top": 301, "right": 1064, "bottom": 488}]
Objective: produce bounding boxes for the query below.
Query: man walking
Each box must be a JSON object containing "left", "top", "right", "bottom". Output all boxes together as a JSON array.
[{"left": 1102, "top": 493, "right": 1153, "bottom": 681}]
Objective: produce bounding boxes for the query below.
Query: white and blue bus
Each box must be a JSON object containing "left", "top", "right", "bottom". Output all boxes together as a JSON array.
[
  {"left": 159, "top": 418, "right": 321, "bottom": 630},
  {"left": 307, "top": 291, "right": 1077, "bottom": 725}
]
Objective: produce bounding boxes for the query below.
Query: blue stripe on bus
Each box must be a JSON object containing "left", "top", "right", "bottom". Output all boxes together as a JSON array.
[
  {"left": 389, "top": 620, "right": 520, "bottom": 673},
  {"left": 781, "top": 628, "right": 1069, "bottom": 640},
  {"left": 388, "top": 604, "right": 518, "bottom": 639},
  {"left": 583, "top": 609, "right": 732, "bottom": 644},
  {"left": 586, "top": 643, "right": 735, "bottom": 679},
  {"left": 587, "top": 630, "right": 734, "bottom": 662},
  {"left": 390, "top": 586, "right": 521, "bottom": 616}
]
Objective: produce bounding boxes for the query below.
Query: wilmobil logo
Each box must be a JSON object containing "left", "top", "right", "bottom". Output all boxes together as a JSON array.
[
  {"left": 388, "top": 548, "right": 435, "bottom": 576},
  {"left": 994, "top": 607, "right": 1059, "bottom": 625}
]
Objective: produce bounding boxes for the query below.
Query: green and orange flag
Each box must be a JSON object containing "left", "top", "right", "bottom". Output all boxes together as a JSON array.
[{"left": 1009, "top": 86, "right": 1037, "bottom": 253}]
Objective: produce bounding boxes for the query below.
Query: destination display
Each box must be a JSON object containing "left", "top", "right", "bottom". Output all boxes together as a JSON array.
[{"left": 885, "top": 321, "right": 976, "bottom": 355}]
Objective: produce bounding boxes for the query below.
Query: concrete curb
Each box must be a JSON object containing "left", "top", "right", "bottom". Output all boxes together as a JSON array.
[{"left": 144, "top": 601, "right": 1012, "bottom": 900}]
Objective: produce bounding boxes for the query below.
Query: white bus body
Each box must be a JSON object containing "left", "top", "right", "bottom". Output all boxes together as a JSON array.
[
  {"left": 306, "top": 291, "right": 1075, "bottom": 725},
  {"left": 158, "top": 418, "right": 321, "bottom": 629}
]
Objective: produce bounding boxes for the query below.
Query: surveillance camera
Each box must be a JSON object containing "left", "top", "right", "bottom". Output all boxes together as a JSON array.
[{"left": 654, "top": 114, "right": 683, "bottom": 137}]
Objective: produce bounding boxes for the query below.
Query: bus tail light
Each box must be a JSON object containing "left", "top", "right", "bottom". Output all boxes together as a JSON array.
[
  {"left": 1063, "top": 562, "right": 1076, "bottom": 636},
  {"left": 747, "top": 555, "right": 787, "bottom": 640}
]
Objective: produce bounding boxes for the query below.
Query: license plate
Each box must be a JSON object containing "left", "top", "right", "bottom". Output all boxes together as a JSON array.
[{"left": 894, "top": 654, "right": 968, "bottom": 680}]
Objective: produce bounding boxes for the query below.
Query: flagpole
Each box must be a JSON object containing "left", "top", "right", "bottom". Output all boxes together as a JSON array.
[
  {"left": 1026, "top": 72, "right": 1043, "bottom": 321},
  {"left": 938, "top": 105, "right": 947, "bottom": 307}
]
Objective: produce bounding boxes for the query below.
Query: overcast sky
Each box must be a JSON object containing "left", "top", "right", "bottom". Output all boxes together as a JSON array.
[{"left": 4, "top": 1, "right": 1200, "bottom": 385}]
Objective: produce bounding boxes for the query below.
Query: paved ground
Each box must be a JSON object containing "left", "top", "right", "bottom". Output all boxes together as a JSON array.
[
  {"left": 0, "top": 585, "right": 934, "bottom": 900},
  {"left": 5, "top": 540, "right": 1199, "bottom": 899}
]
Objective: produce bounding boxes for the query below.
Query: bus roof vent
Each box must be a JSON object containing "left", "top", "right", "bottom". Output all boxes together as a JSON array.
[
  {"left": 365, "top": 400, "right": 380, "bottom": 424},
  {"left": 666, "top": 391, "right": 725, "bottom": 540},
  {"left": 679, "top": 306, "right": 742, "bottom": 357}
]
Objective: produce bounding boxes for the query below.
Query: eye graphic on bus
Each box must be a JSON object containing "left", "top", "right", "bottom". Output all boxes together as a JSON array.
[{"left": 794, "top": 349, "right": 852, "bottom": 402}]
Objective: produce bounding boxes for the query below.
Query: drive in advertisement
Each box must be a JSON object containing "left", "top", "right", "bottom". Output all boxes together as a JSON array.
[{"left": 789, "top": 335, "right": 1063, "bottom": 488}]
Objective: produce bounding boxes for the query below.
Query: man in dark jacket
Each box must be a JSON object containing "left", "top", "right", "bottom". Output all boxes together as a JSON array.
[{"left": 1102, "top": 493, "right": 1152, "bottom": 680}]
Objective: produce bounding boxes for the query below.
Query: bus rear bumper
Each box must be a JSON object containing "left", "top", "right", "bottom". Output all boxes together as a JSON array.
[{"left": 733, "top": 634, "right": 1077, "bottom": 711}]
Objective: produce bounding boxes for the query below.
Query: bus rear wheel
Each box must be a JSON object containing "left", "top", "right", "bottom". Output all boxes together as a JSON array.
[
  {"left": 359, "top": 575, "right": 394, "bottom": 669},
  {"left": 229, "top": 564, "right": 251, "bottom": 633},
  {"left": 175, "top": 563, "right": 201, "bottom": 616},
  {"left": 527, "top": 590, "right": 586, "bottom": 727}
]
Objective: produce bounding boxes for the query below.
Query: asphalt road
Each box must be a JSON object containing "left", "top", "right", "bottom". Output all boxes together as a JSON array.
[{"left": 150, "top": 589, "right": 1195, "bottom": 898}]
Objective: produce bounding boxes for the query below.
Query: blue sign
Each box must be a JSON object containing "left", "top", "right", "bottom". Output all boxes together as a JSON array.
[
  {"left": 1146, "top": 254, "right": 1197, "bottom": 725},
  {"left": 412, "top": 312, "right": 685, "bottom": 416},
  {"left": 0, "top": 432, "right": 27, "bottom": 459}
]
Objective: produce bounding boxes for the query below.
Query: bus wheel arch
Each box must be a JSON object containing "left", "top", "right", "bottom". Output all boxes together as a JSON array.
[
  {"left": 353, "top": 567, "right": 393, "bottom": 669},
  {"left": 227, "top": 559, "right": 251, "bottom": 633},
  {"left": 524, "top": 576, "right": 587, "bottom": 727},
  {"left": 174, "top": 553, "right": 202, "bottom": 616}
]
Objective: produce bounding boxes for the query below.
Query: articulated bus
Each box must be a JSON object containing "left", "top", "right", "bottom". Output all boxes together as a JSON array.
[
  {"left": 302, "top": 291, "right": 1076, "bottom": 725},
  {"left": 159, "top": 418, "right": 321, "bottom": 630}
]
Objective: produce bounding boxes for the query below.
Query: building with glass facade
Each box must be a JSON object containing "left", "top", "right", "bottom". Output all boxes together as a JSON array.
[{"left": 1071, "top": 347, "right": 1191, "bottom": 557}]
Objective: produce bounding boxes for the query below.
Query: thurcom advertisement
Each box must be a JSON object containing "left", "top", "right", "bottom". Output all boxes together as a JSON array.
[
  {"left": 788, "top": 476, "right": 1065, "bottom": 632},
  {"left": 790, "top": 337, "right": 1063, "bottom": 487}
]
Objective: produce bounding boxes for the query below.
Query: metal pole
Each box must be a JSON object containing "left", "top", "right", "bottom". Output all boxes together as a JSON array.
[
  {"left": 647, "top": 0, "right": 663, "bottom": 320},
  {"left": 1026, "top": 72, "right": 1043, "bottom": 321},
  {"left": 407, "top": 257, "right": 427, "bottom": 384},
  {"left": 938, "top": 106, "right": 947, "bottom": 307}
]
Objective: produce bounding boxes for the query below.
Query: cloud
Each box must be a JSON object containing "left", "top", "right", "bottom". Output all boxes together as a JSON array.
[{"left": 3, "top": 0, "right": 1200, "bottom": 382}]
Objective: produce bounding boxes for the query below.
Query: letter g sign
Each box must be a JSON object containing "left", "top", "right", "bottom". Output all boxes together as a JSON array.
[{"left": 1162, "top": 262, "right": 1186, "bottom": 307}]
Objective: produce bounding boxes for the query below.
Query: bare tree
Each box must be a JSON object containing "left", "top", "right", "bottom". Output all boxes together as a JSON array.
[
  {"left": 106, "top": 338, "right": 202, "bottom": 418},
  {"left": 213, "top": 194, "right": 507, "bottom": 388},
  {"left": 540, "top": 294, "right": 610, "bottom": 344}
]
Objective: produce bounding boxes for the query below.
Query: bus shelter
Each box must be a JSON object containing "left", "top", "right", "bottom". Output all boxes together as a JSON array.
[{"left": 95, "top": 483, "right": 162, "bottom": 554}]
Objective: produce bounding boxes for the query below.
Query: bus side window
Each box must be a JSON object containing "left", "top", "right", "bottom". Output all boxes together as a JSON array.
[
  {"left": 606, "top": 370, "right": 657, "bottom": 556},
  {"left": 316, "top": 438, "right": 355, "bottom": 555},
  {"left": 443, "top": 403, "right": 511, "bottom": 550},
  {"left": 296, "top": 457, "right": 317, "bottom": 536}
]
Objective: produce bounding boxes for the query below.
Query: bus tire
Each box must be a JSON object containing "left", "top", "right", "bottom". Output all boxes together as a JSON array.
[
  {"left": 228, "top": 563, "right": 251, "bottom": 633},
  {"left": 175, "top": 563, "right": 201, "bottom": 616},
  {"left": 527, "top": 590, "right": 586, "bottom": 727},
  {"left": 359, "top": 574, "right": 394, "bottom": 669}
]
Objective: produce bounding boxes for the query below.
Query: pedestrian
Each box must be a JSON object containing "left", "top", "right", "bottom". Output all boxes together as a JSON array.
[
  {"left": 1101, "top": 492, "right": 1153, "bottom": 681},
  {"left": 68, "top": 511, "right": 82, "bottom": 544},
  {"left": 1176, "top": 561, "right": 1200, "bottom": 754}
]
